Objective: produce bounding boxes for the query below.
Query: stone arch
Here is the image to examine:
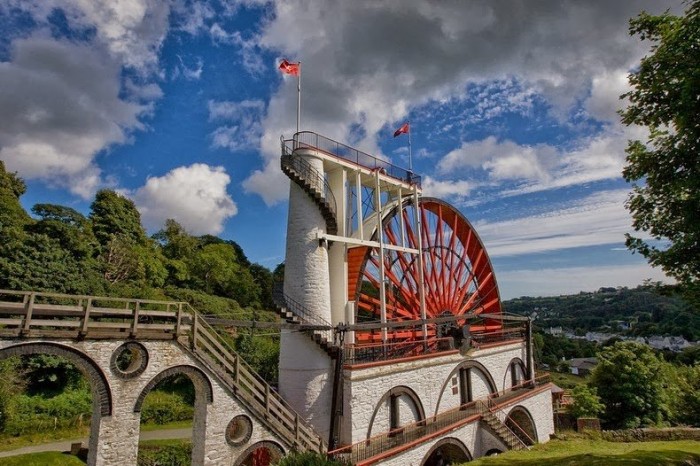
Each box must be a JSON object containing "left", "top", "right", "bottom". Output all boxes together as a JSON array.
[
  {"left": 233, "top": 440, "right": 285, "bottom": 466},
  {"left": 503, "top": 357, "right": 527, "bottom": 390},
  {"left": 484, "top": 448, "right": 504, "bottom": 456},
  {"left": 367, "top": 385, "right": 425, "bottom": 438},
  {"left": 421, "top": 437, "right": 472, "bottom": 465},
  {"left": 0, "top": 342, "right": 112, "bottom": 415},
  {"left": 134, "top": 364, "right": 214, "bottom": 465},
  {"left": 506, "top": 405, "right": 538, "bottom": 445},
  {"left": 0, "top": 342, "right": 112, "bottom": 466},
  {"left": 133, "top": 364, "right": 213, "bottom": 412},
  {"left": 435, "top": 360, "right": 497, "bottom": 414}
]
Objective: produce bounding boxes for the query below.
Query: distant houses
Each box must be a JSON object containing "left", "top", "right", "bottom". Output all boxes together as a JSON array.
[{"left": 544, "top": 326, "right": 697, "bottom": 352}]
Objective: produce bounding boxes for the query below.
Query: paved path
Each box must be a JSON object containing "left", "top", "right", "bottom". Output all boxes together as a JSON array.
[{"left": 0, "top": 428, "right": 192, "bottom": 458}]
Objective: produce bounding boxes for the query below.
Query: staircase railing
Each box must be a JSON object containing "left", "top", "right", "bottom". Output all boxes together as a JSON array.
[
  {"left": 272, "top": 283, "right": 336, "bottom": 348},
  {"left": 186, "top": 311, "right": 326, "bottom": 452},
  {"left": 281, "top": 137, "right": 338, "bottom": 235}
]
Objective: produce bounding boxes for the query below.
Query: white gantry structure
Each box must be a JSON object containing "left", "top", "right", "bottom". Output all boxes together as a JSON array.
[{"left": 278, "top": 131, "right": 554, "bottom": 465}]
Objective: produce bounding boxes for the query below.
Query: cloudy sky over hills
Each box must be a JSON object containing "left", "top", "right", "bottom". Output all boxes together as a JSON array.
[{"left": 0, "top": 0, "right": 684, "bottom": 298}]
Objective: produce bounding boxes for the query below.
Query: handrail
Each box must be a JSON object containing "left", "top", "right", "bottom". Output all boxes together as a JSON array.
[
  {"left": 488, "top": 400, "right": 535, "bottom": 447},
  {"left": 291, "top": 131, "right": 422, "bottom": 188},
  {"left": 272, "top": 283, "right": 336, "bottom": 347},
  {"left": 281, "top": 138, "right": 338, "bottom": 232},
  {"left": 188, "top": 311, "right": 326, "bottom": 452}
]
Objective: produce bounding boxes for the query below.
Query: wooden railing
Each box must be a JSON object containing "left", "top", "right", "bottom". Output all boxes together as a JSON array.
[
  {"left": 0, "top": 290, "right": 326, "bottom": 453},
  {"left": 188, "top": 312, "right": 325, "bottom": 452}
]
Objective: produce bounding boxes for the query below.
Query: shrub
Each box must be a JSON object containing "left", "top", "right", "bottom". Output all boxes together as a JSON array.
[
  {"left": 138, "top": 440, "right": 191, "bottom": 466},
  {"left": 140, "top": 390, "right": 193, "bottom": 425},
  {"left": 4, "top": 388, "right": 91, "bottom": 435}
]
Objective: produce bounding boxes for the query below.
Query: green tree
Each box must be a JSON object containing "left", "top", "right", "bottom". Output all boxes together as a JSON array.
[
  {"left": 590, "top": 341, "right": 669, "bottom": 428},
  {"left": 569, "top": 384, "right": 605, "bottom": 419},
  {"left": 90, "top": 190, "right": 147, "bottom": 247},
  {"left": 621, "top": 2, "right": 700, "bottom": 286}
]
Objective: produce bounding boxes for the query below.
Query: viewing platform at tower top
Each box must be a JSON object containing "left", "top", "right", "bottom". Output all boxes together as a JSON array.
[{"left": 284, "top": 131, "right": 422, "bottom": 188}]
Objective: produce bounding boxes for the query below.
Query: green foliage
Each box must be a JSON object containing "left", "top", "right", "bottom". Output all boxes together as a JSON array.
[
  {"left": 21, "top": 355, "right": 84, "bottom": 394},
  {"left": 274, "top": 451, "right": 348, "bottom": 466},
  {"left": 620, "top": 2, "right": 700, "bottom": 286},
  {"left": 0, "top": 358, "right": 25, "bottom": 431},
  {"left": 90, "top": 189, "right": 147, "bottom": 247},
  {"left": 569, "top": 385, "right": 604, "bottom": 419},
  {"left": 590, "top": 341, "right": 670, "bottom": 428},
  {"left": 4, "top": 388, "right": 92, "bottom": 436},
  {"left": 667, "top": 364, "right": 700, "bottom": 427},
  {"left": 234, "top": 334, "right": 280, "bottom": 386},
  {"left": 140, "top": 391, "right": 194, "bottom": 425},
  {"left": 137, "top": 439, "right": 192, "bottom": 466},
  {"left": 506, "top": 286, "right": 699, "bottom": 341}
]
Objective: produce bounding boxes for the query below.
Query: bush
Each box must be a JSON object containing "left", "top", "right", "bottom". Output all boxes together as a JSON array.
[
  {"left": 140, "top": 390, "right": 193, "bottom": 425},
  {"left": 138, "top": 439, "right": 191, "bottom": 466},
  {"left": 4, "top": 388, "right": 91, "bottom": 435}
]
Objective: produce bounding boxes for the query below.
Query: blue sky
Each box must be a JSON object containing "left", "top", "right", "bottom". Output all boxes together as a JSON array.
[{"left": 0, "top": 0, "right": 684, "bottom": 298}]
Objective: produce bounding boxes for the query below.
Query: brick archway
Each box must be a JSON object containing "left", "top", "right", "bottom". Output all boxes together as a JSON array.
[
  {"left": 233, "top": 440, "right": 285, "bottom": 466},
  {"left": 506, "top": 405, "right": 538, "bottom": 445}
]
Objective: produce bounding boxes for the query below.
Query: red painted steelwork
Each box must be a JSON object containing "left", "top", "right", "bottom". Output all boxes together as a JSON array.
[{"left": 351, "top": 197, "right": 502, "bottom": 344}]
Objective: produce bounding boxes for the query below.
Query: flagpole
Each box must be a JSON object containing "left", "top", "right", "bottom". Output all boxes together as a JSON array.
[
  {"left": 297, "top": 62, "right": 301, "bottom": 134},
  {"left": 408, "top": 120, "right": 412, "bottom": 172}
]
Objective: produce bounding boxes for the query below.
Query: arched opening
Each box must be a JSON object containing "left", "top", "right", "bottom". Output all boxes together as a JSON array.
[
  {"left": 134, "top": 365, "right": 213, "bottom": 465},
  {"left": 367, "top": 385, "right": 425, "bottom": 438},
  {"left": 0, "top": 343, "right": 111, "bottom": 466},
  {"left": 503, "top": 358, "right": 526, "bottom": 391},
  {"left": 233, "top": 440, "right": 285, "bottom": 466},
  {"left": 436, "top": 361, "right": 497, "bottom": 414},
  {"left": 421, "top": 437, "right": 472, "bottom": 465},
  {"left": 484, "top": 448, "right": 503, "bottom": 456},
  {"left": 505, "top": 406, "right": 538, "bottom": 446}
]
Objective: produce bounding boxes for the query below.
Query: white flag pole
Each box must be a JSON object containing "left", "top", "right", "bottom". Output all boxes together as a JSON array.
[
  {"left": 297, "top": 62, "right": 301, "bottom": 134},
  {"left": 408, "top": 121, "right": 412, "bottom": 172}
]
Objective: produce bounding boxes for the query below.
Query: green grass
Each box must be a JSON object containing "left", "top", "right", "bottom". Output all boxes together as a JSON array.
[
  {"left": 0, "top": 452, "right": 85, "bottom": 466},
  {"left": 549, "top": 371, "right": 588, "bottom": 389},
  {"left": 465, "top": 438, "right": 700, "bottom": 466}
]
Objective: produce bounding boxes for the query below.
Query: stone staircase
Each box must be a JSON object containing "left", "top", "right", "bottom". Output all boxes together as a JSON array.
[
  {"left": 280, "top": 139, "right": 338, "bottom": 236},
  {"left": 481, "top": 409, "right": 529, "bottom": 451}
]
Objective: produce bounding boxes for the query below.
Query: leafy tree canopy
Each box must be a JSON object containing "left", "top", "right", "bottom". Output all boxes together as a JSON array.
[
  {"left": 621, "top": 2, "right": 700, "bottom": 286},
  {"left": 590, "top": 341, "right": 670, "bottom": 428},
  {"left": 90, "top": 189, "right": 147, "bottom": 247}
]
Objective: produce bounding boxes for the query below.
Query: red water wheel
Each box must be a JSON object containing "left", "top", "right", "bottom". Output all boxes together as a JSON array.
[{"left": 348, "top": 197, "right": 502, "bottom": 345}]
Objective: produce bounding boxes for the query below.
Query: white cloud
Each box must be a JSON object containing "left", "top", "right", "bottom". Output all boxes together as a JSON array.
[
  {"left": 132, "top": 163, "right": 237, "bottom": 235},
  {"left": 0, "top": 38, "right": 146, "bottom": 198},
  {"left": 241, "top": 0, "right": 681, "bottom": 203},
  {"left": 208, "top": 99, "right": 265, "bottom": 152},
  {"left": 422, "top": 177, "right": 475, "bottom": 200},
  {"left": 476, "top": 189, "right": 633, "bottom": 257},
  {"left": 498, "top": 263, "right": 674, "bottom": 299}
]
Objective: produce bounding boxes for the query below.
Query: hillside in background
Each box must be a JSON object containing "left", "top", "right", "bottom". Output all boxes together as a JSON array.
[{"left": 504, "top": 286, "right": 699, "bottom": 341}]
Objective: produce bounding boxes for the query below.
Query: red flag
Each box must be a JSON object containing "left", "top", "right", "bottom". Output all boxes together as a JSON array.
[
  {"left": 393, "top": 122, "right": 410, "bottom": 137},
  {"left": 279, "top": 59, "right": 300, "bottom": 76}
]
